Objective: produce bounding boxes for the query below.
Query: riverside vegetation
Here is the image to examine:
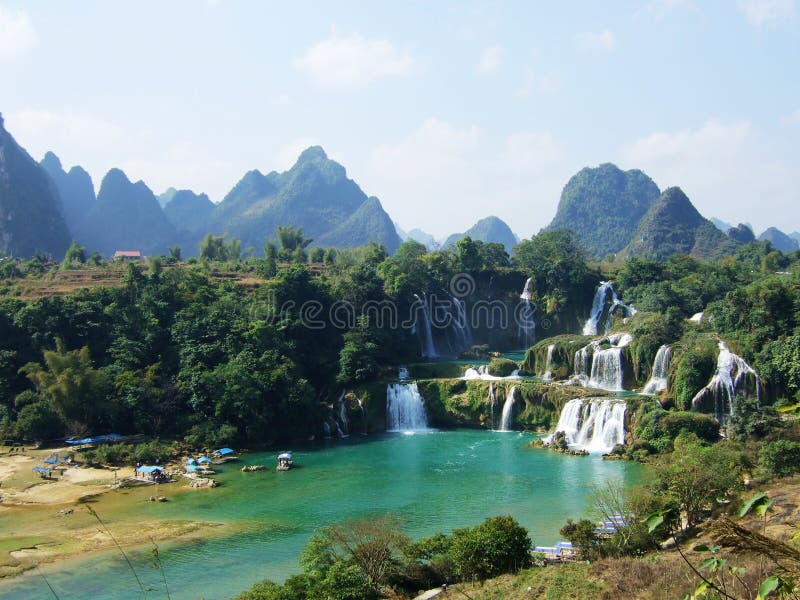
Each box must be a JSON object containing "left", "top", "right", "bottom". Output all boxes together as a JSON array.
[{"left": 1, "top": 230, "right": 800, "bottom": 598}]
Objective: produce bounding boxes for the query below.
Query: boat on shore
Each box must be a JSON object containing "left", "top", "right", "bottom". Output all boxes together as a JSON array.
[
  {"left": 211, "top": 447, "right": 238, "bottom": 464},
  {"left": 276, "top": 452, "right": 293, "bottom": 471}
]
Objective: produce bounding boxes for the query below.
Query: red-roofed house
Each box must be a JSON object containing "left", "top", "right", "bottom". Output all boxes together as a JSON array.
[{"left": 113, "top": 250, "right": 142, "bottom": 261}]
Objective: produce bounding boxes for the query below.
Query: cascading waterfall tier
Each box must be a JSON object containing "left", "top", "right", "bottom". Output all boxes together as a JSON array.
[
  {"left": 414, "top": 294, "right": 437, "bottom": 358},
  {"left": 386, "top": 383, "right": 431, "bottom": 432},
  {"left": 583, "top": 282, "right": 635, "bottom": 336},
  {"left": 542, "top": 344, "right": 555, "bottom": 380},
  {"left": 398, "top": 366, "right": 410, "bottom": 380},
  {"left": 643, "top": 345, "right": 672, "bottom": 395},
  {"left": 446, "top": 291, "right": 473, "bottom": 354},
  {"left": 518, "top": 278, "right": 536, "bottom": 347},
  {"left": 569, "top": 333, "right": 631, "bottom": 391},
  {"left": 691, "top": 341, "right": 761, "bottom": 424},
  {"left": 463, "top": 365, "right": 521, "bottom": 381},
  {"left": 545, "top": 397, "right": 627, "bottom": 453},
  {"left": 499, "top": 386, "right": 517, "bottom": 431},
  {"left": 413, "top": 292, "right": 473, "bottom": 358}
]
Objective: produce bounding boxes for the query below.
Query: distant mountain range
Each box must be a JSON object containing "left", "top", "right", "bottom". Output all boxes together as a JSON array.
[
  {"left": 441, "top": 216, "right": 518, "bottom": 253},
  {"left": 544, "top": 163, "right": 661, "bottom": 259},
  {"left": 544, "top": 162, "right": 797, "bottom": 261},
  {"left": 620, "top": 187, "right": 737, "bottom": 261},
  {"left": 759, "top": 227, "right": 799, "bottom": 253},
  {"left": 1, "top": 113, "right": 798, "bottom": 262}
]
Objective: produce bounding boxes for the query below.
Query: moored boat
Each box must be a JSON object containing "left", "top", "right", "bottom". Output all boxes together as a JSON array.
[{"left": 276, "top": 452, "right": 293, "bottom": 471}]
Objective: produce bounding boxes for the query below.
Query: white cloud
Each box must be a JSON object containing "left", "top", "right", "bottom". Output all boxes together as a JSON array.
[
  {"left": 501, "top": 132, "right": 563, "bottom": 173},
  {"left": 634, "top": 0, "right": 695, "bottom": 21},
  {"left": 477, "top": 45, "right": 503, "bottom": 72},
  {"left": 371, "top": 118, "right": 479, "bottom": 180},
  {"left": 621, "top": 119, "right": 799, "bottom": 232},
  {"left": 292, "top": 32, "right": 413, "bottom": 89},
  {"left": 6, "top": 108, "right": 123, "bottom": 154},
  {"left": 366, "top": 119, "right": 568, "bottom": 237},
  {"left": 119, "top": 142, "right": 234, "bottom": 200},
  {"left": 0, "top": 5, "right": 36, "bottom": 61},
  {"left": 516, "top": 67, "right": 561, "bottom": 98},
  {"left": 738, "top": 0, "right": 795, "bottom": 26},
  {"left": 781, "top": 108, "right": 800, "bottom": 125},
  {"left": 573, "top": 30, "right": 616, "bottom": 53}
]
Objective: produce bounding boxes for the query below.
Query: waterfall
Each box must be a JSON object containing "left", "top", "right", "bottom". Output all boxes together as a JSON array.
[
  {"left": 447, "top": 292, "right": 473, "bottom": 353},
  {"left": 545, "top": 398, "right": 627, "bottom": 453},
  {"left": 463, "top": 365, "right": 521, "bottom": 381},
  {"left": 414, "top": 293, "right": 438, "bottom": 358},
  {"left": 386, "top": 383, "right": 430, "bottom": 432},
  {"left": 643, "top": 345, "right": 672, "bottom": 395},
  {"left": 582, "top": 282, "right": 635, "bottom": 336},
  {"left": 488, "top": 382, "right": 496, "bottom": 431},
  {"left": 691, "top": 342, "right": 761, "bottom": 424},
  {"left": 589, "top": 348, "right": 624, "bottom": 391},
  {"left": 337, "top": 390, "right": 349, "bottom": 436},
  {"left": 356, "top": 397, "right": 367, "bottom": 434},
  {"left": 543, "top": 344, "right": 555, "bottom": 380},
  {"left": 499, "top": 386, "right": 517, "bottom": 431},
  {"left": 398, "top": 366, "right": 410, "bottom": 380},
  {"left": 572, "top": 346, "right": 590, "bottom": 385},
  {"left": 518, "top": 278, "right": 536, "bottom": 347},
  {"left": 570, "top": 334, "right": 631, "bottom": 391}
]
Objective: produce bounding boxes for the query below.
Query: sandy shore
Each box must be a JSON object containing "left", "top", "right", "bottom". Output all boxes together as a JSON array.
[
  {"left": 0, "top": 446, "right": 136, "bottom": 506},
  {"left": 0, "top": 446, "right": 229, "bottom": 579}
]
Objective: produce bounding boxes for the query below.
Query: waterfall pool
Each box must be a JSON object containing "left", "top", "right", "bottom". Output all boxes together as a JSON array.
[{"left": 0, "top": 430, "right": 640, "bottom": 599}]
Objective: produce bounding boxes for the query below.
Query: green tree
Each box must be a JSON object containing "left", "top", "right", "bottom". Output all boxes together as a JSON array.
[
  {"left": 456, "top": 236, "right": 481, "bottom": 272},
  {"left": 449, "top": 515, "right": 532, "bottom": 580},
  {"left": 759, "top": 441, "right": 800, "bottom": 478},
  {"left": 61, "top": 241, "right": 86, "bottom": 268},
  {"left": 15, "top": 400, "right": 64, "bottom": 441},
  {"left": 276, "top": 226, "right": 313, "bottom": 260},
  {"left": 20, "top": 341, "right": 111, "bottom": 431}
]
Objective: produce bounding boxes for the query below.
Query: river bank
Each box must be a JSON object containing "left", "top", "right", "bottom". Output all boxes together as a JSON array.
[{"left": 0, "top": 445, "right": 232, "bottom": 579}]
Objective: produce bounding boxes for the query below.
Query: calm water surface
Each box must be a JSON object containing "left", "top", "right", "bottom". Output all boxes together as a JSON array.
[{"left": 1, "top": 430, "right": 640, "bottom": 599}]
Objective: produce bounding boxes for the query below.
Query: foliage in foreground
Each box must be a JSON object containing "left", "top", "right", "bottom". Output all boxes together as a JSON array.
[{"left": 236, "top": 515, "right": 531, "bottom": 600}]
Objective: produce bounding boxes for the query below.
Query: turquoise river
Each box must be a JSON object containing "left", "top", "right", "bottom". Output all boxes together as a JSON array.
[{"left": 0, "top": 430, "right": 640, "bottom": 599}]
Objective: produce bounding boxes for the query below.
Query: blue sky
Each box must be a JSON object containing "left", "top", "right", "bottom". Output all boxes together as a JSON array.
[{"left": 1, "top": 0, "right": 798, "bottom": 239}]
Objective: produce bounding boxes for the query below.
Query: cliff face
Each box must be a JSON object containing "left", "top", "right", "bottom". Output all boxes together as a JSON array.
[{"left": 0, "top": 114, "right": 71, "bottom": 258}]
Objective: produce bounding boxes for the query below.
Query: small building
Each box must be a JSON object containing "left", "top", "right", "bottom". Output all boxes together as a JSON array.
[{"left": 114, "top": 250, "right": 142, "bottom": 261}]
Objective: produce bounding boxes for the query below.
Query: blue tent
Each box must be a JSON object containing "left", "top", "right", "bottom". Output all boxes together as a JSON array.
[
  {"left": 33, "top": 466, "right": 52, "bottom": 476},
  {"left": 197, "top": 456, "right": 212, "bottom": 464},
  {"left": 185, "top": 464, "right": 199, "bottom": 472},
  {"left": 214, "top": 448, "right": 234, "bottom": 456},
  {"left": 137, "top": 465, "right": 162, "bottom": 474},
  {"left": 187, "top": 458, "right": 197, "bottom": 465}
]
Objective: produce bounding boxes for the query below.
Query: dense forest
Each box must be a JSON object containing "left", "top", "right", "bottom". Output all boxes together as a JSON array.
[{"left": 0, "top": 228, "right": 798, "bottom": 451}]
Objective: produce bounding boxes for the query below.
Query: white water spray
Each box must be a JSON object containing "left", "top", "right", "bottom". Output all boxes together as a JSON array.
[
  {"left": 545, "top": 398, "right": 627, "bottom": 453},
  {"left": 386, "top": 383, "right": 431, "bottom": 432},
  {"left": 643, "top": 345, "right": 672, "bottom": 395},
  {"left": 499, "top": 386, "right": 517, "bottom": 431}
]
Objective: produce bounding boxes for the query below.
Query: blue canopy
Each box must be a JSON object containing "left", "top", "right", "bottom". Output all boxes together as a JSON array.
[
  {"left": 214, "top": 448, "right": 234, "bottom": 455},
  {"left": 33, "top": 466, "right": 51, "bottom": 475},
  {"left": 137, "top": 465, "right": 162, "bottom": 474},
  {"left": 44, "top": 458, "right": 59, "bottom": 465},
  {"left": 187, "top": 458, "right": 197, "bottom": 465},
  {"left": 66, "top": 433, "right": 123, "bottom": 445},
  {"left": 197, "top": 456, "right": 212, "bottom": 463},
  {"left": 185, "top": 464, "right": 199, "bottom": 472}
]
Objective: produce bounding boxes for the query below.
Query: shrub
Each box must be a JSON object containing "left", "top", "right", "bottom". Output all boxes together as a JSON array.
[
  {"left": 759, "top": 440, "right": 800, "bottom": 478},
  {"left": 487, "top": 358, "right": 518, "bottom": 377}
]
